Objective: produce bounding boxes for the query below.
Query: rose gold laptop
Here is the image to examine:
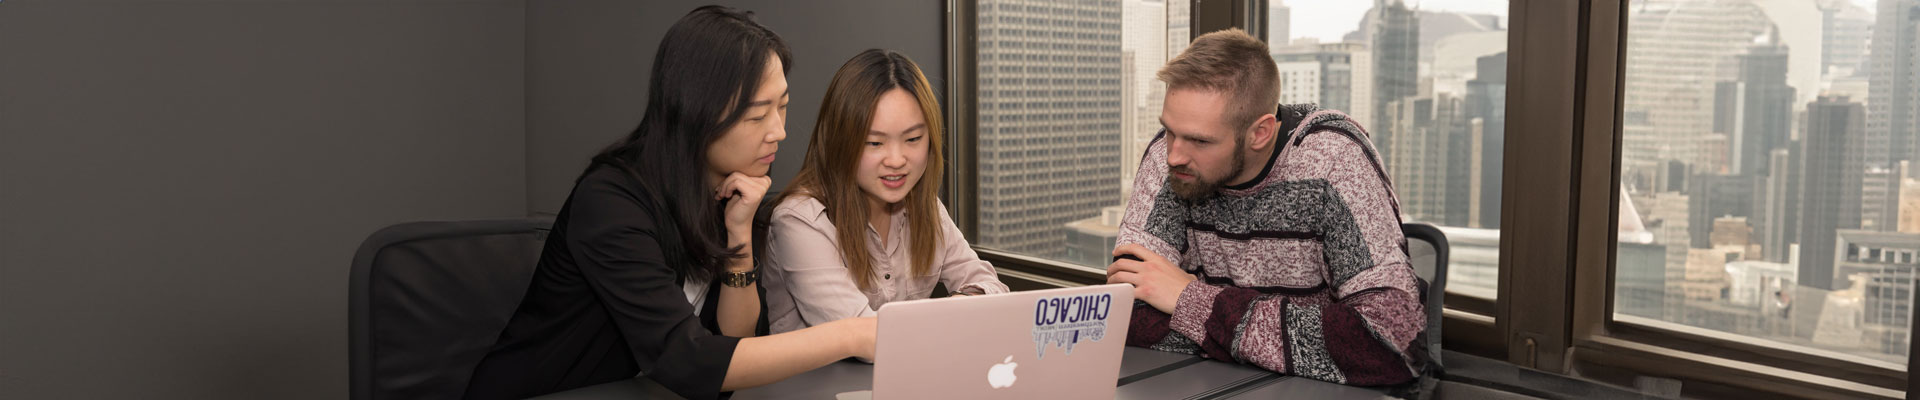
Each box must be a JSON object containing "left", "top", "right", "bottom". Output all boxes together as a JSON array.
[{"left": 857, "top": 284, "right": 1134, "bottom": 400}]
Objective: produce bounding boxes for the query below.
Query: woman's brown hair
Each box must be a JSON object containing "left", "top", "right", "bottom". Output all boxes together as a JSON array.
[{"left": 780, "top": 49, "right": 945, "bottom": 290}]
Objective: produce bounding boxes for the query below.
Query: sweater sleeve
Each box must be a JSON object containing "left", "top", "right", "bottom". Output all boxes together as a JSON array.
[
  {"left": 1115, "top": 134, "right": 1202, "bottom": 351},
  {"left": 1159, "top": 133, "right": 1425, "bottom": 386}
]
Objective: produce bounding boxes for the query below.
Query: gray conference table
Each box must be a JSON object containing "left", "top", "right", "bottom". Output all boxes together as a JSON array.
[{"left": 533, "top": 347, "right": 1393, "bottom": 399}]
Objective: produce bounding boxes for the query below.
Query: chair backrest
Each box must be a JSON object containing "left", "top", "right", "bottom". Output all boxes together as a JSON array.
[
  {"left": 1401, "top": 222, "right": 1449, "bottom": 376},
  {"left": 348, "top": 218, "right": 552, "bottom": 400}
]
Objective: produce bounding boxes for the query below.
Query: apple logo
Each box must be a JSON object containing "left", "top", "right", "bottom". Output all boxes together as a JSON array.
[{"left": 986, "top": 355, "right": 1018, "bottom": 389}]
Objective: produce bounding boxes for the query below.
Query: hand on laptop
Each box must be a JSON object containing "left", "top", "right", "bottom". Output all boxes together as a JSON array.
[{"left": 1106, "top": 244, "right": 1196, "bottom": 314}]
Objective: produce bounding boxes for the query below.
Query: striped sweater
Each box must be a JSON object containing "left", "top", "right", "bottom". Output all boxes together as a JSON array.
[{"left": 1119, "top": 104, "right": 1426, "bottom": 387}]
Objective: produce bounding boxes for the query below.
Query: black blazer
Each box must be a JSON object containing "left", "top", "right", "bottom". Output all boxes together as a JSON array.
[{"left": 465, "top": 166, "right": 769, "bottom": 400}]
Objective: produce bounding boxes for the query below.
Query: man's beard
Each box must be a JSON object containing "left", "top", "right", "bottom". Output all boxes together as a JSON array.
[{"left": 1167, "top": 135, "right": 1248, "bottom": 202}]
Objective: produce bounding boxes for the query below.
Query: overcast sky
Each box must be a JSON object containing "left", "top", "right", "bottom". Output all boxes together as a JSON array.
[{"left": 1280, "top": 0, "right": 1878, "bottom": 43}]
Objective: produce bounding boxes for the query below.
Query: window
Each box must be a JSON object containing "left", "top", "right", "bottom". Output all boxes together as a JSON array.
[
  {"left": 1611, "top": 0, "right": 1917, "bottom": 369},
  {"left": 965, "top": 0, "right": 1508, "bottom": 301},
  {"left": 951, "top": 0, "right": 1914, "bottom": 396},
  {"left": 970, "top": 0, "right": 1142, "bottom": 270}
]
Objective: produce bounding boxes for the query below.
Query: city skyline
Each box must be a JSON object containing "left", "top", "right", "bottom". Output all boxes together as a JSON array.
[
  {"left": 1609, "top": 0, "right": 1920, "bottom": 364},
  {"left": 973, "top": 0, "right": 1917, "bottom": 366}
]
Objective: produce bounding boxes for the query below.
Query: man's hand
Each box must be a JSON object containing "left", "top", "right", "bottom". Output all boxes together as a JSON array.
[{"left": 1106, "top": 244, "right": 1196, "bottom": 314}]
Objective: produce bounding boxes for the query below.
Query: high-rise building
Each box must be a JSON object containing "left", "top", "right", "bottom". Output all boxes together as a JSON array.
[
  {"left": 1274, "top": 58, "right": 1322, "bottom": 106},
  {"left": 1267, "top": 0, "right": 1289, "bottom": 47},
  {"left": 1466, "top": 52, "right": 1506, "bottom": 229},
  {"left": 1345, "top": 8, "right": 1500, "bottom": 66},
  {"left": 1838, "top": 229, "right": 1920, "bottom": 355},
  {"left": 1864, "top": 0, "right": 1920, "bottom": 231},
  {"left": 1728, "top": 36, "right": 1794, "bottom": 176},
  {"left": 1866, "top": 0, "right": 1920, "bottom": 173},
  {"left": 1431, "top": 31, "right": 1505, "bottom": 98},
  {"left": 1713, "top": 81, "right": 1741, "bottom": 141},
  {"left": 1367, "top": 0, "right": 1418, "bottom": 165},
  {"left": 1688, "top": 173, "right": 1756, "bottom": 249},
  {"left": 1865, "top": 165, "right": 1904, "bottom": 231},
  {"left": 1757, "top": 146, "right": 1802, "bottom": 263},
  {"left": 1272, "top": 43, "right": 1358, "bottom": 112},
  {"left": 975, "top": 0, "right": 1125, "bottom": 257},
  {"left": 1798, "top": 95, "right": 1867, "bottom": 290},
  {"left": 1648, "top": 191, "right": 1694, "bottom": 318},
  {"left": 1120, "top": 0, "right": 1167, "bottom": 198},
  {"left": 1167, "top": 0, "right": 1188, "bottom": 56},
  {"left": 1386, "top": 93, "right": 1471, "bottom": 227},
  {"left": 1818, "top": 0, "right": 1873, "bottom": 78},
  {"left": 1616, "top": 241, "right": 1672, "bottom": 319},
  {"left": 1620, "top": 1, "right": 1774, "bottom": 193}
]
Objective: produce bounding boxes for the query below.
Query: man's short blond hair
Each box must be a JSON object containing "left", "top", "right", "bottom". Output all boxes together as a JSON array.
[{"left": 1158, "top": 28, "right": 1280, "bottom": 133}]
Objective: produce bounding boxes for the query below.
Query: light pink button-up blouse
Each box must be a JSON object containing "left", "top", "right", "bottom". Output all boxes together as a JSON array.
[{"left": 763, "top": 196, "right": 1010, "bottom": 334}]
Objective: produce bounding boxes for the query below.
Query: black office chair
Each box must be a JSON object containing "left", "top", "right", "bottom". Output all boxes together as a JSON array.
[
  {"left": 1401, "top": 222, "right": 1449, "bottom": 382},
  {"left": 348, "top": 218, "right": 553, "bottom": 400}
]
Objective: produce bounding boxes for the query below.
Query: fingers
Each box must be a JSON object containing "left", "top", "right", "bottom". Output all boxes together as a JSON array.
[
  {"left": 715, "top": 172, "right": 772, "bottom": 201},
  {"left": 1112, "top": 244, "right": 1166, "bottom": 264},
  {"left": 1105, "top": 259, "right": 1143, "bottom": 276},
  {"left": 714, "top": 174, "right": 743, "bottom": 201},
  {"left": 714, "top": 173, "right": 772, "bottom": 202},
  {"left": 1106, "top": 270, "right": 1139, "bottom": 287}
]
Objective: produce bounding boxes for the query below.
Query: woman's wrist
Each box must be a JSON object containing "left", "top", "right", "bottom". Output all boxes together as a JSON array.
[
  {"left": 726, "top": 223, "right": 752, "bottom": 245},
  {"left": 724, "top": 256, "right": 755, "bottom": 274},
  {"left": 833, "top": 320, "right": 860, "bottom": 357}
]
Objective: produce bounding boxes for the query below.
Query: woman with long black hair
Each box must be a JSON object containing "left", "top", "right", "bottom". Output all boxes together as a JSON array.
[{"left": 465, "top": 6, "right": 875, "bottom": 400}]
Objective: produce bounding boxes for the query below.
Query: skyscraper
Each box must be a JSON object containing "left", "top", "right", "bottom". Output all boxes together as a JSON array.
[
  {"left": 1167, "top": 0, "right": 1188, "bottom": 56},
  {"left": 1267, "top": 0, "right": 1290, "bottom": 47},
  {"left": 1689, "top": 173, "right": 1756, "bottom": 249},
  {"left": 1466, "top": 52, "right": 1507, "bottom": 229},
  {"left": 1431, "top": 31, "right": 1506, "bottom": 99},
  {"left": 1798, "top": 95, "right": 1867, "bottom": 290},
  {"left": 1649, "top": 191, "right": 1693, "bottom": 317},
  {"left": 1367, "top": 0, "right": 1418, "bottom": 165},
  {"left": 1621, "top": 1, "right": 1774, "bottom": 193},
  {"left": 1272, "top": 43, "right": 1358, "bottom": 112},
  {"left": 976, "top": 0, "right": 1125, "bottom": 257},
  {"left": 1864, "top": 0, "right": 1920, "bottom": 231},
  {"left": 1865, "top": 165, "right": 1904, "bottom": 231},
  {"left": 1839, "top": 229, "right": 1920, "bottom": 355},
  {"left": 1386, "top": 93, "right": 1471, "bottom": 227},
  {"left": 1273, "top": 57, "right": 1322, "bottom": 106},
  {"left": 1757, "top": 145, "right": 1802, "bottom": 263},
  {"left": 1818, "top": 0, "right": 1873, "bottom": 77},
  {"left": 1729, "top": 36, "right": 1793, "bottom": 176},
  {"left": 1120, "top": 0, "right": 1167, "bottom": 197}
]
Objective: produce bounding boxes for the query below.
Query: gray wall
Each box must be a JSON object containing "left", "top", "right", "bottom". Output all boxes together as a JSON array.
[
  {"left": 0, "top": 0, "right": 943, "bottom": 398},
  {"left": 526, "top": 0, "right": 946, "bottom": 214},
  {"left": 0, "top": 1, "right": 527, "bottom": 398}
]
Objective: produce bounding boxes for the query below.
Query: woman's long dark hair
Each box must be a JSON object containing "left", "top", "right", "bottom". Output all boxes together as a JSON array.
[{"left": 583, "top": 5, "right": 791, "bottom": 281}]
